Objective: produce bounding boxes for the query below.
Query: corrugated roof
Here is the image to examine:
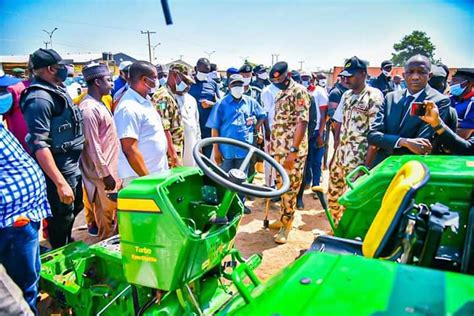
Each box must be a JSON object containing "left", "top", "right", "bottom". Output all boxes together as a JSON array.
[{"left": 0, "top": 52, "right": 103, "bottom": 64}]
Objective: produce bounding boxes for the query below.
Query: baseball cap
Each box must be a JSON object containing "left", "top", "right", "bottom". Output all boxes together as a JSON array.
[
  {"left": 381, "top": 60, "right": 394, "bottom": 69},
  {"left": 170, "top": 63, "right": 195, "bottom": 84},
  {"left": 31, "top": 48, "right": 67, "bottom": 69},
  {"left": 339, "top": 56, "right": 368, "bottom": 77},
  {"left": 228, "top": 74, "right": 245, "bottom": 85},
  {"left": 0, "top": 74, "right": 21, "bottom": 87}
]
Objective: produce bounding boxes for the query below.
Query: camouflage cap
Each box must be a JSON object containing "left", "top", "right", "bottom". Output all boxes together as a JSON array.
[{"left": 170, "top": 63, "right": 195, "bottom": 84}]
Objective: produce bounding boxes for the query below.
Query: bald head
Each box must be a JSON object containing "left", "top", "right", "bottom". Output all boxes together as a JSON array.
[{"left": 405, "top": 55, "right": 431, "bottom": 72}]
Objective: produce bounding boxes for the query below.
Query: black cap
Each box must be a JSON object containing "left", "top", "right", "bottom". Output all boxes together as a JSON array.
[
  {"left": 270, "top": 61, "right": 288, "bottom": 80},
  {"left": 31, "top": 48, "right": 67, "bottom": 69},
  {"left": 197, "top": 57, "right": 211, "bottom": 67},
  {"left": 291, "top": 70, "right": 301, "bottom": 82},
  {"left": 210, "top": 63, "right": 217, "bottom": 71},
  {"left": 454, "top": 68, "right": 474, "bottom": 80},
  {"left": 381, "top": 60, "right": 393, "bottom": 69},
  {"left": 339, "top": 56, "right": 367, "bottom": 77},
  {"left": 316, "top": 73, "right": 327, "bottom": 80},
  {"left": 253, "top": 64, "right": 266, "bottom": 74},
  {"left": 238, "top": 64, "right": 253, "bottom": 74}
]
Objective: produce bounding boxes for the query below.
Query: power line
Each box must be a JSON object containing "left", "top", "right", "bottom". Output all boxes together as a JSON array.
[{"left": 141, "top": 30, "right": 157, "bottom": 63}]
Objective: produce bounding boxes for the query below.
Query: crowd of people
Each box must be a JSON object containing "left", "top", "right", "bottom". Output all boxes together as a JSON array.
[{"left": 0, "top": 47, "right": 473, "bottom": 314}]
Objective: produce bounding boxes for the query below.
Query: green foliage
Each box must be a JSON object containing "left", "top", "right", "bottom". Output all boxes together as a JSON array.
[{"left": 391, "top": 31, "right": 437, "bottom": 66}]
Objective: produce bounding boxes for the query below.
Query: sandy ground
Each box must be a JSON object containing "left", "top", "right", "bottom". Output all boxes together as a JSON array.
[{"left": 69, "top": 170, "right": 331, "bottom": 281}]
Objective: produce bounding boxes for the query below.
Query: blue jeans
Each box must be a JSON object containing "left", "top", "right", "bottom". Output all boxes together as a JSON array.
[
  {"left": 221, "top": 158, "right": 247, "bottom": 203},
  {"left": 305, "top": 134, "right": 325, "bottom": 186},
  {"left": 0, "top": 221, "right": 41, "bottom": 315}
]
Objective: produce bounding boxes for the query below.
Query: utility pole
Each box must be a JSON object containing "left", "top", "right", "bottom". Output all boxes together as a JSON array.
[
  {"left": 298, "top": 60, "right": 304, "bottom": 71},
  {"left": 43, "top": 41, "right": 49, "bottom": 49},
  {"left": 204, "top": 50, "right": 215, "bottom": 59},
  {"left": 271, "top": 53, "right": 280, "bottom": 65},
  {"left": 152, "top": 43, "right": 161, "bottom": 61},
  {"left": 179, "top": 55, "right": 184, "bottom": 61},
  {"left": 42, "top": 27, "right": 58, "bottom": 49},
  {"left": 141, "top": 30, "right": 157, "bottom": 63}
]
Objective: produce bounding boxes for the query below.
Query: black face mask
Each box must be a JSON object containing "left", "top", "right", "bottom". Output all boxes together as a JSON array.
[{"left": 273, "top": 77, "right": 290, "bottom": 90}]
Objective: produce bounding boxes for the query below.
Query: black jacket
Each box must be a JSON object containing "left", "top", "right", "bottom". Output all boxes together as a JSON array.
[
  {"left": 372, "top": 73, "right": 394, "bottom": 96},
  {"left": 438, "top": 127, "right": 474, "bottom": 155}
]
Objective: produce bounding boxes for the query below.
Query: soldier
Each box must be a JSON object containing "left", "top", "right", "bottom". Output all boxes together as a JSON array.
[
  {"left": 151, "top": 64, "right": 183, "bottom": 167},
  {"left": 328, "top": 56, "right": 384, "bottom": 224},
  {"left": 239, "top": 64, "right": 262, "bottom": 104},
  {"left": 268, "top": 61, "right": 311, "bottom": 244}
]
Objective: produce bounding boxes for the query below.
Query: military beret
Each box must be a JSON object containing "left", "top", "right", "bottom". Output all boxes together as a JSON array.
[
  {"left": 270, "top": 61, "right": 288, "bottom": 79},
  {"left": 454, "top": 68, "right": 474, "bottom": 80},
  {"left": 238, "top": 64, "right": 253, "bottom": 73},
  {"left": 82, "top": 63, "right": 110, "bottom": 81},
  {"left": 291, "top": 70, "right": 301, "bottom": 82}
]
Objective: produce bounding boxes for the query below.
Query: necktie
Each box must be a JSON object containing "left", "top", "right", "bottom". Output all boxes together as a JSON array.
[{"left": 400, "top": 95, "right": 415, "bottom": 128}]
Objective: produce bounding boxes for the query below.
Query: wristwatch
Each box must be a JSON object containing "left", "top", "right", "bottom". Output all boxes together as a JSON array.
[
  {"left": 290, "top": 146, "right": 298, "bottom": 153},
  {"left": 432, "top": 123, "right": 444, "bottom": 132}
]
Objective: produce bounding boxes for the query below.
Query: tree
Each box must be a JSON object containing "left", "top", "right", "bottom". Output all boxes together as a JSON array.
[{"left": 391, "top": 31, "right": 437, "bottom": 66}]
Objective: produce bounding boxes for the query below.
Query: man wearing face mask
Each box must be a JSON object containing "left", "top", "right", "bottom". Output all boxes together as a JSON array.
[
  {"left": 20, "top": 48, "right": 85, "bottom": 249},
  {"left": 78, "top": 63, "right": 119, "bottom": 241},
  {"left": 114, "top": 61, "right": 168, "bottom": 187},
  {"left": 189, "top": 58, "right": 221, "bottom": 158},
  {"left": 251, "top": 65, "right": 270, "bottom": 90},
  {"left": 372, "top": 60, "right": 395, "bottom": 96},
  {"left": 206, "top": 74, "right": 266, "bottom": 214},
  {"left": 113, "top": 61, "right": 132, "bottom": 96},
  {"left": 239, "top": 64, "right": 262, "bottom": 103},
  {"left": 315, "top": 73, "right": 328, "bottom": 91},
  {"left": 329, "top": 56, "right": 384, "bottom": 224},
  {"left": 449, "top": 68, "right": 474, "bottom": 140},
  {"left": 267, "top": 61, "right": 311, "bottom": 244},
  {"left": 0, "top": 74, "right": 20, "bottom": 123},
  {"left": 151, "top": 64, "right": 185, "bottom": 167},
  {"left": 167, "top": 64, "right": 200, "bottom": 167}
]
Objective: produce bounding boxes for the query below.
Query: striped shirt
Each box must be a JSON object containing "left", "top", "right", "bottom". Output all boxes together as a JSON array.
[{"left": 0, "top": 123, "right": 51, "bottom": 228}]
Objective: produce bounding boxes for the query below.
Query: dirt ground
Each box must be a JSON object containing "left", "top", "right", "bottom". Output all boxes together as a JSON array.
[{"left": 69, "top": 170, "right": 331, "bottom": 281}]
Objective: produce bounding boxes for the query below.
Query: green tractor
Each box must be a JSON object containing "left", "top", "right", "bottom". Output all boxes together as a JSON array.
[{"left": 40, "top": 138, "right": 474, "bottom": 315}]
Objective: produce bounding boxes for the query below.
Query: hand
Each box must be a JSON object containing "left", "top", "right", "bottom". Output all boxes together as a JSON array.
[
  {"left": 284, "top": 152, "right": 297, "bottom": 170},
  {"left": 316, "top": 135, "right": 324, "bottom": 148},
  {"left": 201, "top": 100, "right": 215, "bottom": 109},
  {"left": 57, "top": 182, "right": 74, "bottom": 205},
  {"left": 102, "top": 175, "right": 117, "bottom": 191},
  {"left": 214, "top": 147, "right": 222, "bottom": 165},
  {"left": 400, "top": 138, "right": 432, "bottom": 155},
  {"left": 420, "top": 101, "right": 442, "bottom": 127}
]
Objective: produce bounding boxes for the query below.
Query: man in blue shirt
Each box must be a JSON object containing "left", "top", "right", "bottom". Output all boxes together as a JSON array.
[
  {"left": 189, "top": 58, "right": 221, "bottom": 157},
  {"left": 0, "top": 123, "right": 51, "bottom": 314},
  {"left": 206, "top": 74, "right": 266, "bottom": 213},
  {"left": 112, "top": 61, "right": 132, "bottom": 96}
]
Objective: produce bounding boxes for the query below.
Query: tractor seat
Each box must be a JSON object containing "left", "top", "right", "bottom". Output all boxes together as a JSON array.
[{"left": 310, "top": 160, "right": 430, "bottom": 259}]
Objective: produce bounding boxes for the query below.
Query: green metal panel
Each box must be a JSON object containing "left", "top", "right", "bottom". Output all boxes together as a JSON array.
[
  {"left": 118, "top": 167, "right": 243, "bottom": 291},
  {"left": 223, "top": 252, "right": 474, "bottom": 315},
  {"left": 336, "top": 156, "right": 474, "bottom": 249}
]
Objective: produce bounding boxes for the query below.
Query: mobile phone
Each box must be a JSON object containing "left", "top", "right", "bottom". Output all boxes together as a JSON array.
[{"left": 410, "top": 102, "right": 426, "bottom": 116}]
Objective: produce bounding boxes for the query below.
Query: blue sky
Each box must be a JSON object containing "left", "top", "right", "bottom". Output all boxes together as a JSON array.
[{"left": 1, "top": 0, "right": 473, "bottom": 70}]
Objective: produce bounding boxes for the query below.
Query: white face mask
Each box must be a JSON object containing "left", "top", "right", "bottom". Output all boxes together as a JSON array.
[
  {"left": 242, "top": 77, "right": 251, "bottom": 86},
  {"left": 382, "top": 70, "right": 391, "bottom": 77},
  {"left": 209, "top": 71, "right": 220, "bottom": 80},
  {"left": 230, "top": 86, "right": 244, "bottom": 99},
  {"left": 302, "top": 80, "right": 309, "bottom": 88},
  {"left": 146, "top": 78, "right": 159, "bottom": 94},
  {"left": 318, "top": 79, "right": 327, "bottom": 87},
  {"left": 257, "top": 72, "right": 269, "bottom": 80},
  {"left": 196, "top": 71, "right": 209, "bottom": 81},
  {"left": 159, "top": 77, "right": 167, "bottom": 87},
  {"left": 176, "top": 81, "right": 188, "bottom": 93}
]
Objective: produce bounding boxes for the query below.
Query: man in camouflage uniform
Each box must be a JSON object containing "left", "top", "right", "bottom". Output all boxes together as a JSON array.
[
  {"left": 268, "top": 61, "right": 311, "bottom": 244},
  {"left": 328, "top": 57, "right": 384, "bottom": 224},
  {"left": 151, "top": 64, "right": 184, "bottom": 167}
]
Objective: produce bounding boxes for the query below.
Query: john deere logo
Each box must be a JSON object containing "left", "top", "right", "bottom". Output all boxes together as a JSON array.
[{"left": 345, "top": 62, "right": 351, "bottom": 68}]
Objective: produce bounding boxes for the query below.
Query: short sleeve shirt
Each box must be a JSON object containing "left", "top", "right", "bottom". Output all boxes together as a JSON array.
[
  {"left": 114, "top": 88, "right": 169, "bottom": 178},
  {"left": 206, "top": 94, "right": 266, "bottom": 159},
  {"left": 188, "top": 79, "right": 221, "bottom": 138},
  {"left": 312, "top": 86, "right": 329, "bottom": 130}
]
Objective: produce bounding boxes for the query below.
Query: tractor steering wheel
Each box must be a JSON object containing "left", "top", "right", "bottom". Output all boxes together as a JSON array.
[{"left": 193, "top": 137, "right": 290, "bottom": 198}]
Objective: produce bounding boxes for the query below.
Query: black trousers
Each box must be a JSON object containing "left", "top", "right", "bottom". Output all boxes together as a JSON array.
[{"left": 45, "top": 174, "right": 83, "bottom": 249}]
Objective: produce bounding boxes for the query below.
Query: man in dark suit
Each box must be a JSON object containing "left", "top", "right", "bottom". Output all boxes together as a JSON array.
[{"left": 368, "top": 55, "right": 451, "bottom": 166}]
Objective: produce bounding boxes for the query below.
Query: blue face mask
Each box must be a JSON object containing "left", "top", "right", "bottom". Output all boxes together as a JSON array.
[
  {"left": 176, "top": 81, "right": 188, "bottom": 93},
  {"left": 64, "top": 77, "right": 74, "bottom": 86},
  {"left": 0, "top": 92, "right": 13, "bottom": 114},
  {"left": 159, "top": 77, "right": 167, "bottom": 87},
  {"left": 450, "top": 81, "right": 467, "bottom": 96}
]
